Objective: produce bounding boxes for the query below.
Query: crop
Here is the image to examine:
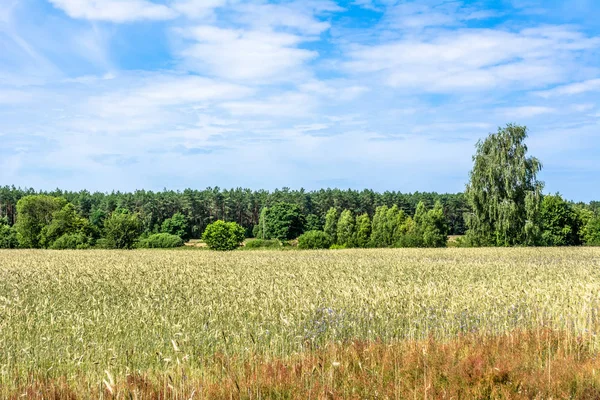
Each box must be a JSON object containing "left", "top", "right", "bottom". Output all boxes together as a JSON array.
[{"left": 1, "top": 248, "right": 600, "bottom": 397}]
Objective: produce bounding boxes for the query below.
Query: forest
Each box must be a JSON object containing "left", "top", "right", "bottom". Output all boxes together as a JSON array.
[{"left": 1, "top": 124, "right": 599, "bottom": 249}]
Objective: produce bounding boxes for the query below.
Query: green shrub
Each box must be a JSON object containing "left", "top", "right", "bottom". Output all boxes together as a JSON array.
[
  {"left": 0, "top": 218, "right": 19, "bottom": 249},
  {"left": 244, "top": 239, "right": 281, "bottom": 249},
  {"left": 582, "top": 216, "right": 600, "bottom": 246},
  {"left": 50, "top": 233, "right": 91, "bottom": 250},
  {"left": 329, "top": 244, "right": 347, "bottom": 250},
  {"left": 202, "top": 220, "right": 245, "bottom": 251},
  {"left": 138, "top": 233, "right": 184, "bottom": 249},
  {"left": 297, "top": 230, "right": 332, "bottom": 250},
  {"left": 103, "top": 209, "right": 141, "bottom": 249},
  {"left": 94, "top": 238, "right": 112, "bottom": 249},
  {"left": 161, "top": 213, "right": 189, "bottom": 240},
  {"left": 256, "top": 203, "right": 305, "bottom": 241},
  {"left": 395, "top": 233, "right": 424, "bottom": 248}
]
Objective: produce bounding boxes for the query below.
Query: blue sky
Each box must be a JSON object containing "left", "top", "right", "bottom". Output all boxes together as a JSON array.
[{"left": 1, "top": 0, "right": 599, "bottom": 201}]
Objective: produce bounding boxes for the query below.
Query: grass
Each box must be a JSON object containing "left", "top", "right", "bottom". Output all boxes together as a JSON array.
[
  {"left": 1, "top": 248, "right": 600, "bottom": 398},
  {"left": 12, "top": 330, "right": 600, "bottom": 399}
]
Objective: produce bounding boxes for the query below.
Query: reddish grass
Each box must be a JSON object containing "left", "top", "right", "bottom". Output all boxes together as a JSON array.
[{"left": 9, "top": 330, "right": 600, "bottom": 399}]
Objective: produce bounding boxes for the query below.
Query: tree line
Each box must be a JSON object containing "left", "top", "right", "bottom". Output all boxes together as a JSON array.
[
  {"left": 0, "top": 186, "right": 467, "bottom": 239},
  {"left": 255, "top": 201, "right": 448, "bottom": 249},
  {"left": 1, "top": 123, "right": 599, "bottom": 249}
]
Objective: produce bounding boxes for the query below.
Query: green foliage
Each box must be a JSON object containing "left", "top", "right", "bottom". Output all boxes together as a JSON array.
[
  {"left": 465, "top": 124, "right": 544, "bottom": 246},
  {"left": 103, "top": 209, "right": 142, "bottom": 249},
  {"left": 161, "top": 213, "right": 189, "bottom": 240},
  {"left": 355, "top": 214, "right": 371, "bottom": 248},
  {"left": 305, "top": 214, "right": 323, "bottom": 232},
  {"left": 539, "top": 194, "right": 580, "bottom": 246},
  {"left": 89, "top": 209, "right": 107, "bottom": 231},
  {"left": 394, "top": 217, "right": 421, "bottom": 247},
  {"left": 93, "top": 238, "right": 112, "bottom": 249},
  {"left": 370, "top": 206, "right": 389, "bottom": 248},
  {"left": 0, "top": 217, "right": 19, "bottom": 249},
  {"left": 323, "top": 208, "right": 339, "bottom": 244},
  {"left": 420, "top": 201, "right": 449, "bottom": 248},
  {"left": 137, "top": 233, "right": 184, "bottom": 249},
  {"left": 15, "top": 195, "right": 66, "bottom": 248},
  {"left": 297, "top": 230, "right": 332, "bottom": 250},
  {"left": 581, "top": 216, "right": 600, "bottom": 246},
  {"left": 336, "top": 210, "right": 355, "bottom": 247},
  {"left": 40, "top": 203, "right": 94, "bottom": 248},
  {"left": 50, "top": 233, "right": 91, "bottom": 250},
  {"left": 244, "top": 239, "right": 282, "bottom": 249},
  {"left": 329, "top": 244, "right": 347, "bottom": 249},
  {"left": 256, "top": 203, "right": 305, "bottom": 241},
  {"left": 0, "top": 186, "right": 472, "bottom": 242},
  {"left": 387, "top": 205, "right": 406, "bottom": 245},
  {"left": 202, "top": 220, "right": 245, "bottom": 251}
]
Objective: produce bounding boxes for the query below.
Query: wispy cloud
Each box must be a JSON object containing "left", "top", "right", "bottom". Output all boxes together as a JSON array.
[
  {"left": 498, "top": 106, "right": 556, "bottom": 118},
  {"left": 48, "top": 0, "right": 177, "bottom": 22},
  {"left": 344, "top": 26, "right": 599, "bottom": 92},
  {"left": 1, "top": 0, "right": 600, "bottom": 200},
  {"left": 535, "top": 79, "right": 600, "bottom": 98},
  {"left": 177, "top": 26, "right": 318, "bottom": 82}
]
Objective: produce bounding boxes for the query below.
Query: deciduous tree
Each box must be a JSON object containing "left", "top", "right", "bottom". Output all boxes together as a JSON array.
[{"left": 465, "top": 124, "right": 544, "bottom": 246}]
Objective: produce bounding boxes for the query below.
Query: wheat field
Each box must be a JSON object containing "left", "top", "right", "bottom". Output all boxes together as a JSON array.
[{"left": 2, "top": 248, "right": 600, "bottom": 398}]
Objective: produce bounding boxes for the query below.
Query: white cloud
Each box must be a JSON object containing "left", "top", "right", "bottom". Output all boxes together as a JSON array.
[
  {"left": 233, "top": 1, "right": 339, "bottom": 35},
  {"left": 171, "top": 0, "right": 226, "bottom": 19},
  {"left": 381, "top": 2, "right": 498, "bottom": 31},
  {"left": 344, "top": 27, "right": 600, "bottom": 92},
  {"left": 3, "top": 0, "right": 600, "bottom": 199},
  {"left": 173, "top": 1, "right": 341, "bottom": 82},
  {"left": 84, "top": 74, "right": 254, "bottom": 119},
  {"left": 299, "top": 79, "right": 369, "bottom": 100},
  {"left": 178, "top": 26, "right": 318, "bottom": 81},
  {"left": 0, "top": 88, "right": 33, "bottom": 104},
  {"left": 571, "top": 103, "right": 595, "bottom": 112},
  {"left": 221, "top": 92, "right": 316, "bottom": 117},
  {"left": 0, "top": 0, "right": 18, "bottom": 24},
  {"left": 352, "top": 0, "right": 380, "bottom": 11},
  {"left": 498, "top": 106, "right": 556, "bottom": 118},
  {"left": 535, "top": 78, "right": 600, "bottom": 97},
  {"left": 49, "top": 0, "right": 177, "bottom": 22}
]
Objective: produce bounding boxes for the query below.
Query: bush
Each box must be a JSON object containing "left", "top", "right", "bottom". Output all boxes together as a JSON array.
[
  {"left": 161, "top": 213, "right": 189, "bottom": 240},
  {"left": 298, "top": 230, "right": 332, "bottom": 250},
  {"left": 94, "top": 238, "right": 112, "bottom": 249},
  {"left": 202, "top": 220, "right": 245, "bottom": 251},
  {"left": 582, "top": 216, "right": 600, "bottom": 246},
  {"left": 395, "top": 233, "right": 424, "bottom": 248},
  {"left": 329, "top": 244, "right": 347, "bottom": 250},
  {"left": 244, "top": 239, "right": 281, "bottom": 249},
  {"left": 103, "top": 210, "right": 141, "bottom": 249},
  {"left": 138, "top": 233, "right": 184, "bottom": 249},
  {"left": 0, "top": 218, "right": 19, "bottom": 249},
  {"left": 50, "top": 233, "right": 91, "bottom": 250},
  {"left": 256, "top": 203, "right": 305, "bottom": 241}
]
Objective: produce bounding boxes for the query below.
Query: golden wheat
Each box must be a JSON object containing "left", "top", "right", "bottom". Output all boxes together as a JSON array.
[{"left": 1, "top": 248, "right": 600, "bottom": 395}]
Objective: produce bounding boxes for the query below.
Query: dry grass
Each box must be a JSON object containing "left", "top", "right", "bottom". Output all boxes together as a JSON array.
[
  {"left": 9, "top": 330, "right": 600, "bottom": 399},
  {"left": 2, "top": 248, "right": 600, "bottom": 398}
]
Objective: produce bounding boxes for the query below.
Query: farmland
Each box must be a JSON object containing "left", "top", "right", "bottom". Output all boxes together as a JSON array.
[{"left": 2, "top": 248, "right": 600, "bottom": 398}]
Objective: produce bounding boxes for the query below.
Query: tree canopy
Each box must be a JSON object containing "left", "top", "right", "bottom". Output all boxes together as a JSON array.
[{"left": 465, "top": 124, "right": 544, "bottom": 246}]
